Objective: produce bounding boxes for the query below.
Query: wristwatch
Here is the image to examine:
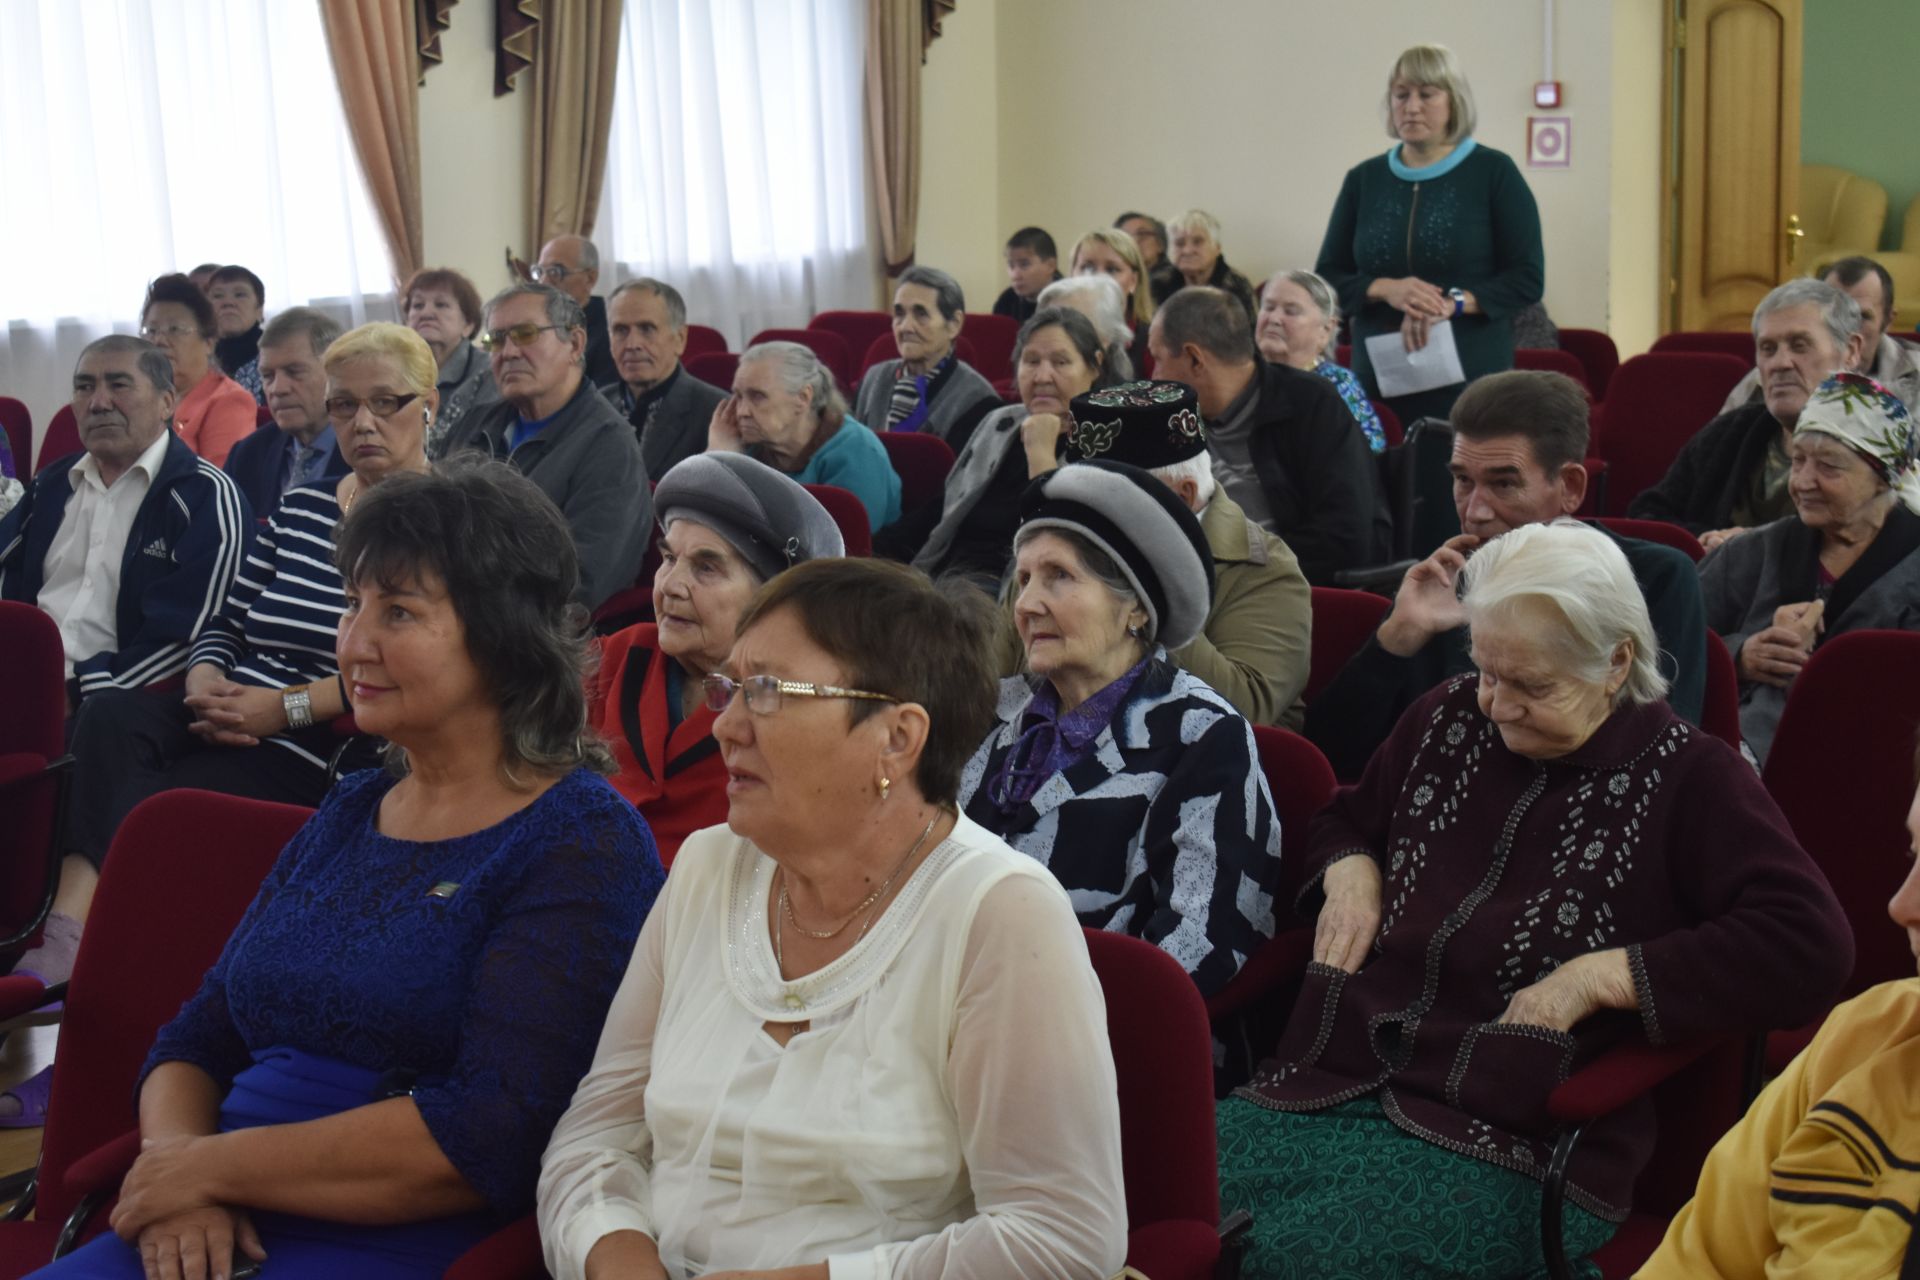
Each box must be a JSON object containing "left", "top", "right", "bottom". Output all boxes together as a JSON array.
[
  {"left": 1447, "top": 288, "right": 1468, "bottom": 318},
  {"left": 282, "top": 683, "right": 314, "bottom": 730}
]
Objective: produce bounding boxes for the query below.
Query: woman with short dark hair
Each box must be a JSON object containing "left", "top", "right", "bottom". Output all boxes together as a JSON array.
[
  {"left": 208, "top": 265, "right": 267, "bottom": 402},
  {"left": 401, "top": 267, "right": 500, "bottom": 457},
  {"left": 141, "top": 273, "right": 259, "bottom": 466},
  {"left": 40, "top": 460, "right": 665, "bottom": 1280}
]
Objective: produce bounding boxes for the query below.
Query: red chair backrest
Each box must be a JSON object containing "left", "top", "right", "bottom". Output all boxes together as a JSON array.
[
  {"left": 1650, "top": 330, "right": 1756, "bottom": 366},
  {"left": 1699, "top": 634, "right": 1741, "bottom": 753},
  {"left": 37, "top": 791, "right": 310, "bottom": 1232},
  {"left": 800, "top": 483, "right": 871, "bottom": 556},
  {"left": 683, "top": 325, "right": 730, "bottom": 360},
  {"left": 1251, "top": 727, "right": 1336, "bottom": 905},
  {"left": 1306, "top": 587, "right": 1391, "bottom": 706},
  {"left": 39, "top": 405, "right": 83, "bottom": 475},
  {"left": 1513, "top": 347, "right": 1592, "bottom": 392},
  {"left": 749, "top": 329, "right": 854, "bottom": 392},
  {"left": 255, "top": 403, "right": 274, "bottom": 427},
  {"left": 0, "top": 397, "right": 30, "bottom": 481},
  {"left": 684, "top": 353, "right": 740, "bottom": 392},
  {"left": 875, "top": 430, "right": 956, "bottom": 515},
  {"left": 861, "top": 333, "right": 980, "bottom": 376},
  {"left": 1595, "top": 352, "right": 1749, "bottom": 516},
  {"left": 808, "top": 310, "right": 893, "bottom": 362},
  {"left": 1557, "top": 328, "right": 1621, "bottom": 402},
  {"left": 1591, "top": 516, "right": 1705, "bottom": 563},
  {"left": 958, "top": 313, "right": 1019, "bottom": 382},
  {"left": 1762, "top": 630, "right": 1920, "bottom": 1003},
  {"left": 1083, "top": 929, "right": 1218, "bottom": 1233},
  {"left": 0, "top": 602, "right": 66, "bottom": 942},
  {"left": 1369, "top": 399, "right": 1403, "bottom": 448},
  {"left": 1334, "top": 344, "right": 1351, "bottom": 368}
]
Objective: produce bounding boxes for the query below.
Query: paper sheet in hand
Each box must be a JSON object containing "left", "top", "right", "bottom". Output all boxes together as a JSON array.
[{"left": 1365, "top": 321, "right": 1466, "bottom": 398}]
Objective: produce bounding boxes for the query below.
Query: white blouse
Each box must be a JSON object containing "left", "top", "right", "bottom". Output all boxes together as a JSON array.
[{"left": 537, "top": 814, "right": 1128, "bottom": 1280}]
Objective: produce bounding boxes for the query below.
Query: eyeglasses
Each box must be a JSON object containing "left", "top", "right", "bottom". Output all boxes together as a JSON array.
[
  {"left": 530, "top": 264, "right": 581, "bottom": 284},
  {"left": 325, "top": 392, "right": 422, "bottom": 423},
  {"left": 476, "top": 323, "right": 566, "bottom": 352},
  {"left": 139, "top": 324, "right": 200, "bottom": 340},
  {"left": 702, "top": 673, "right": 899, "bottom": 716}
]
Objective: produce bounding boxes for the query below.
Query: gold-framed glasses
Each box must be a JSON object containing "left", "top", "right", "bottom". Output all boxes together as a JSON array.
[{"left": 702, "top": 673, "right": 899, "bottom": 716}]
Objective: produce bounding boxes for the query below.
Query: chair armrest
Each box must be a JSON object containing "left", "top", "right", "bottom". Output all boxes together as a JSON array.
[
  {"left": 0, "top": 752, "right": 70, "bottom": 793},
  {"left": 0, "top": 974, "right": 63, "bottom": 1023},
  {"left": 1206, "top": 930, "right": 1312, "bottom": 1021},
  {"left": 61, "top": 1128, "right": 143, "bottom": 1202},
  {"left": 1329, "top": 559, "right": 1417, "bottom": 595},
  {"left": 442, "top": 1212, "right": 544, "bottom": 1280},
  {"left": 1547, "top": 1038, "right": 1719, "bottom": 1124}
]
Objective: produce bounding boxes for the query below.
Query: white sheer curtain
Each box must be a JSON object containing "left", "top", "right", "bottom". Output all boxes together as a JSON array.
[
  {"left": 0, "top": 0, "right": 393, "bottom": 454},
  {"left": 596, "top": 0, "right": 871, "bottom": 347}
]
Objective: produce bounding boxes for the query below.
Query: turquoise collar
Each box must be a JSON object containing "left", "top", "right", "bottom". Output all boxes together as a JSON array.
[{"left": 1387, "top": 136, "right": 1478, "bottom": 182}]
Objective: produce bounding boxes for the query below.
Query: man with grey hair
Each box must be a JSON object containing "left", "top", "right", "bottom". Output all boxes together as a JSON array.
[
  {"left": 1038, "top": 274, "right": 1136, "bottom": 382},
  {"left": 441, "top": 283, "right": 650, "bottom": 610},
  {"left": 1631, "top": 278, "right": 1866, "bottom": 548},
  {"left": 1718, "top": 257, "right": 1919, "bottom": 415},
  {"left": 532, "top": 234, "right": 617, "bottom": 387},
  {"left": 850, "top": 265, "right": 1000, "bottom": 452},
  {"left": 222, "top": 307, "right": 349, "bottom": 520},
  {"left": 598, "top": 277, "right": 726, "bottom": 477}
]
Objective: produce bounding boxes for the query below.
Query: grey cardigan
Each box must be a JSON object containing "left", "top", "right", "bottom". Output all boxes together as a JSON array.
[
  {"left": 1699, "top": 505, "right": 1920, "bottom": 764},
  {"left": 426, "top": 340, "right": 503, "bottom": 460},
  {"left": 852, "top": 357, "right": 1000, "bottom": 446},
  {"left": 912, "top": 402, "right": 1029, "bottom": 575}
]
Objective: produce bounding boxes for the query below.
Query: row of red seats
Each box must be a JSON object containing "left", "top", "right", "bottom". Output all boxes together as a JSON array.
[{"left": 1, "top": 401, "right": 273, "bottom": 483}]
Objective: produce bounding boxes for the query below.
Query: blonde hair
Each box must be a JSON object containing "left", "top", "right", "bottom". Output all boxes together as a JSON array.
[
  {"left": 1385, "top": 44, "right": 1477, "bottom": 144},
  {"left": 322, "top": 322, "right": 438, "bottom": 398},
  {"left": 1072, "top": 228, "right": 1155, "bottom": 327}
]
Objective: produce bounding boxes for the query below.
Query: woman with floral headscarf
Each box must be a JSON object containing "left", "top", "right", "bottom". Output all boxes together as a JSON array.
[{"left": 1700, "top": 371, "right": 1920, "bottom": 764}]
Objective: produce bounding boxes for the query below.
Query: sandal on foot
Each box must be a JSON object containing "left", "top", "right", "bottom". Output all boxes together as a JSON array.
[{"left": 0, "top": 1066, "right": 53, "bottom": 1129}]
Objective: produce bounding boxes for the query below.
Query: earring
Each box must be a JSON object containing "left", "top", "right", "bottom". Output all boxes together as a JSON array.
[
  {"left": 1127, "top": 623, "right": 1144, "bottom": 639},
  {"left": 879, "top": 775, "right": 891, "bottom": 802}
]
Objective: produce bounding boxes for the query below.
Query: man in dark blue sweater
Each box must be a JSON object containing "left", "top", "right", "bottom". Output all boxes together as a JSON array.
[{"left": 223, "top": 308, "right": 350, "bottom": 521}]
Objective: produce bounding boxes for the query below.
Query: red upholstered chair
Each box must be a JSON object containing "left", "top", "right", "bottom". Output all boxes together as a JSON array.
[
  {"left": 860, "top": 333, "right": 980, "bottom": 377},
  {"left": 1594, "top": 352, "right": 1749, "bottom": 516},
  {"left": 684, "top": 352, "right": 740, "bottom": 393},
  {"left": 1698, "top": 635, "right": 1742, "bottom": 754},
  {"left": 682, "top": 324, "right": 729, "bottom": 360},
  {"left": 0, "top": 399, "right": 30, "bottom": 482},
  {"left": 1759, "top": 630, "right": 1920, "bottom": 1071},
  {"left": 1590, "top": 516, "right": 1705, "bottom": 563},
  {"left": 254, "top": 403, "right": 274, "bottom": 427},
  {"left": 37, "top": 406, "right": 82, "bottom": 476},
  {"left": 1650, "top": 330, "right": 1756, "bottom": 366},
  {"left": 1557, "top": 329, "right": 1621, "bottom": 402},
  {"left": 748, "top": 328, "right": 855, "bottom": 392},
  {"left": 1334, "top": 343, "right": 1351, "bottom": 368},
  {"left": 957, "top": 313, "right": 1019, "bottom": 382},
  {"left": 1084, "top": 929, "right": 1223, "bottom": 1280},
  {"left": 800, "top": 483, "right": 871, "bottom": 556},
  {"left": 0, "top": 604, "right": 68, "bottom": 975},
  {"left": 807, "top": 310, "right": 892, "bottom": 361},
  {"left": 1369, "top": 399, "right": 1403, "bottom": 447},
  {"left": 1514, "top": 347, "right": 1592, "bottom": 393},
  {"left": 875, "top": 430, "right": 955, "bottom": 517},
  {"left": 1305, "top": 587, "right": 1391, "bottom": 706}
]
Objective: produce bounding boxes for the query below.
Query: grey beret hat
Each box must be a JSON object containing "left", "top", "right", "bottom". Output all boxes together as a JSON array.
[{"left": 654, "top": 452, "right": 844, "bottom": 580}]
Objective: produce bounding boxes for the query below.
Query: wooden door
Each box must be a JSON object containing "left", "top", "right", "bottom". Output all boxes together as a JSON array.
[{"left": 1668, "top": 0, "right": 1803, "bottom": 332}]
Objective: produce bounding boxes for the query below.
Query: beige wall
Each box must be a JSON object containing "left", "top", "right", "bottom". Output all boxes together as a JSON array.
[
  {"left": 921, "top": 0, "right": 1669, "bottom": 353},
  {"left": 417, "top": 11, "right": 533, "bottom": 294}
]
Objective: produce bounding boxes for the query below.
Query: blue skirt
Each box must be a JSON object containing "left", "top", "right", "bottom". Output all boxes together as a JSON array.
[{"left": 29, "top": 1047, "right": 496, "bottom": 1280}]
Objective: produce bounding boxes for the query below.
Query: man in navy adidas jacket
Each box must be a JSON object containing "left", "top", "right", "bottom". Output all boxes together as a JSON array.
[{"left": 0, "top": 336, "right": 251, "bottom": 710}]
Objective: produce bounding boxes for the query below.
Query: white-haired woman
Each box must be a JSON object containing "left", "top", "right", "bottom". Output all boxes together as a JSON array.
[
  {"left": 1316, "top": 42, "right": 1544, "bottom": 424},
  {"left": 708, "top": 340, "right": 901, "bottom": 530},
  {"left": 1038, "top": 274, "right": 1135, "bottom": 383},
  {"left": 1218, "top": 520, "right": 1850, "bottom": 1279},
  {"left": 1257, "top": 270, "right": 1386, "bottom": 452},
  {"left": 1164, "top": 209, "right": 1257, "bottom": 325}
]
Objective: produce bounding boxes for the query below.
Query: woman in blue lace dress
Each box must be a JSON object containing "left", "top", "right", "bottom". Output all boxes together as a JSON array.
[
  {"left": 1256, "top": 269, "right": 1387, "bottom": 452},
  {"left": 32, "top": 461, "right": 665, "bottom": 1280}
]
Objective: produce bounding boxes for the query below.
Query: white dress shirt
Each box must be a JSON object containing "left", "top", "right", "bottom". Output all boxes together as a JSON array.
[
  {"left": 537, "top": 815, "right": 1128, "bottom": 1280},
  {"left": 38, "top": 431, "right": 170, "bottom": 678}
]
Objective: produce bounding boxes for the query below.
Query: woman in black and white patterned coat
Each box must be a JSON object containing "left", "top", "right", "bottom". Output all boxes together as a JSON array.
[{"left": 956, "top": 451, "right": 1282, "bottom": 997}]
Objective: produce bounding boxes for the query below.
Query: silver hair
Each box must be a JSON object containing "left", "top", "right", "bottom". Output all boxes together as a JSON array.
[
  {"left": 260, "top": 307, "right": 345, "bottom": 361},
  {"left": 1752, "top": 278, "right": 1861, "bottom": 351},
  {"left": 1038, "top": 275, "right": 1135, "bottom": 382},
  {"left": 483, "top": 282, "right": 588, "bottom": 336},
  {"left": 739, "top": 340, "right": 848, "bottom": 425},
  {"left": 1150, "top": 452, "right": 1217, "bottom": 510},
  {"left": 80, "top": 334, "right": 173, "bottom": 395},
  {"left": 1168, "top": 209, "right": 1224, "bottom": 249},
  {"left": 896, "top": 265, "right": 966, "bottom": 321},
  {"left": 1012, "top": 523, "right": 1149, "bottom": 645},
  {"left": 1461, "top": 519, "right": 1669, "bottom": 708},
  {"left": 574, "top": 238, "right": 600, "bottom": 273},
  {"left": 1266, "top": 269, "right": 1342, "bottom": 361},
  {"left": 608, "top": 277, "right": 688, "bottom": 331}
]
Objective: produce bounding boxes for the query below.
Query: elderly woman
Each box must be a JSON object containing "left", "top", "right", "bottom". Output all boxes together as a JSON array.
[
  {"left": 850, "top": 266, "right": 1000, "bottom": 451},
  {"left": 1641, "top": 756, "right": 1920, "bottom": 1278},
  {"left": 873, "top": 307, "right": 1109, "bottom": 582},
  {"left": 1257, "top": 269, "right": 1386, "bottom": 452},
  {"left": 1317, "top": 42, "right": 1545, "bottom": 423},
  {"left": 207, "top": 265, "right": 267, "bottom": 402},
  {"left": 140, "top": 273, "right": 259, "bottom": 466},
  {"left": 1163, "top": 209, "right": 1257, "bottom": 325},
  {"left": 34, "top": 462, "right": 664, "bottom": 1280},
  {"left": 1038, "top": 274, "right": 1135, "bottom": 383},
  {"left": 1072, "top": 229, "right": 1155, "bottom": 373},
  {"left": 709, "top": 341, "right": 901, "bottom": 532},
  {"left": 1700, "top": 373, "right": 1920, "bottom": 766},
  {"left": 403, "top": 266, "right": 501, "bottom": 457},
  {"left": 593, "top": 452, "right": 844, "bottom": 866},
  {"left": 957, "top": 459, "right": 1282, "bottom": 996},
  {"left": 539, "top": 556, "right": 1126, "bottom": 1279},
  {"left": 1217, "top": 520, "right": 1850, "bottom": 1279}
]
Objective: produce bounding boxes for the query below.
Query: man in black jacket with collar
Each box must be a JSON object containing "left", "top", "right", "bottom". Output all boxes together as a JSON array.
[
  {"left": 532, "top": 235, "right": 619, "bottom": 389},
  {"left": 1148, "top": 286, "right": 1386, "bottom": 584},
  {"left": 597, "top": 278, "right": 727, "bottom": 478},
  {"left": 223, "top": 308, "right": 351, "bottom": 521}
]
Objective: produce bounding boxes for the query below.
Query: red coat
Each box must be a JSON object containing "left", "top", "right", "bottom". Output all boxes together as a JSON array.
[{"left": 592, "top": 625, "right": 728, "bottom": 867}]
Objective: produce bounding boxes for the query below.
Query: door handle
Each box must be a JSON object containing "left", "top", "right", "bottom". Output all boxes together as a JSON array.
[{"left": 1786, "top": 214, "right": 1805, "bottom": 267}]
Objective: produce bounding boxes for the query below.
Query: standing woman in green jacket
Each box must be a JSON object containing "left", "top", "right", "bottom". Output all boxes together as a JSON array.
[{"left": 1316, "top": 44, "right": 1545, "bottom": 424}]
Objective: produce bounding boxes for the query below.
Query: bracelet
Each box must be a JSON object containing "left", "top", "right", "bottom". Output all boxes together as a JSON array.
[{"left": 282, "top": 683, "right": 314, "bottom": 730}]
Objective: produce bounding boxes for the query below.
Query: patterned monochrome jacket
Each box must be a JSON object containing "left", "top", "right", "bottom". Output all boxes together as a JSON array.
[
  {"left": 1239, "top": 675, "right": 1850, "bottom": 1221},
  {"left": 957, "top": 656, "right": 1283, "bottom": 998}
]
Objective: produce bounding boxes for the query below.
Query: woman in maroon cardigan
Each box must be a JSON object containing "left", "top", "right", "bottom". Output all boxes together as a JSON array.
[{"left": 1218, "top": 520, "right": 1851, "bottom": 1279}]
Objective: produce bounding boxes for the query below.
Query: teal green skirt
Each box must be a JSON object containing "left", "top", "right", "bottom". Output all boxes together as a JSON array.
[{"left": 1217, "top": 1093, "right": 1615, "bottom": 1280}]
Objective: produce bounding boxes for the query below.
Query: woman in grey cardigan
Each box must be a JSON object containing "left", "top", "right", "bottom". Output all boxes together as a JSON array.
[
  {"left": 1700, "top": 373, "right": 1920, "bottom": 763},
  {"left": 851, "top": 265, "right": 1001, "bottom": 453}
]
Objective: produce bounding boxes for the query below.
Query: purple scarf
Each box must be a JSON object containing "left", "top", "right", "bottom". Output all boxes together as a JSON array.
[{"left": 987, "top": 658, "right": 1150, "bottom": 811}]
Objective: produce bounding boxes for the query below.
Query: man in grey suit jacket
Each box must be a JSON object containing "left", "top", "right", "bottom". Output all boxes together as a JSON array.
[{"left": 598, "top": 278, "right": 728, "bottom": 478}]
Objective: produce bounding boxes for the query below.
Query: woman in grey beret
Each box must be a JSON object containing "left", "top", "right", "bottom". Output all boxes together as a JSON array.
[{"left": 589, "top": 452, "right": 842, "bottom": 864}]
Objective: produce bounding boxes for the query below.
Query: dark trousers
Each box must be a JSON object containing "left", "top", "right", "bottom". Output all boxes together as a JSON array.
[{"left": 64, "top": 688, "right": 340, "bottom": 865}]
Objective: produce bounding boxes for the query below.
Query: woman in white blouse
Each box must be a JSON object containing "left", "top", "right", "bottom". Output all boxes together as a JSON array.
[{"left": 538, "top": 558, "right": 1128, "bottom": 1280}]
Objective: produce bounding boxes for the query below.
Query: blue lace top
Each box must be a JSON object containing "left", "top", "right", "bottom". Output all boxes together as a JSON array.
[
  {"left": 1314, "top": 359, "right": 1386, "bottom": 453},
  {"left": 143, "top": 766, "right": 665, "bottom": 1215}
]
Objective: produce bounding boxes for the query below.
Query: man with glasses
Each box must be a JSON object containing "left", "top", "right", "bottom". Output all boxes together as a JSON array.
[
  {"left": 531, "top": 235, "right": 618, "bottom": 388},
  {"left": 439, "top": 283, "right": 650, "bottom": 610}
]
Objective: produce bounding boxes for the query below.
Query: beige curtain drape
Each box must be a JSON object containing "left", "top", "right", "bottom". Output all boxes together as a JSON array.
[
  {"left": 319, "top": 0, "right": 426, "bottom": 281},
  {"left": 865, "top": 0, "right": 924, "bottom": 278},
  {"left": 529, "top": 0, "right": 624, "bottom": 247}
]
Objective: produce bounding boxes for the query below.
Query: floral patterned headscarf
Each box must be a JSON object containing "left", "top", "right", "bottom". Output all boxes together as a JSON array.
[{"left": 1792, "top": 372, "right": 1920, "bottom": 514}]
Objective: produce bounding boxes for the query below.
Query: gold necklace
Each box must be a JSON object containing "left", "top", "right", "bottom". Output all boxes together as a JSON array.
[{"left": 776, "top": 810, "right": 941, "bottom": 966}]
